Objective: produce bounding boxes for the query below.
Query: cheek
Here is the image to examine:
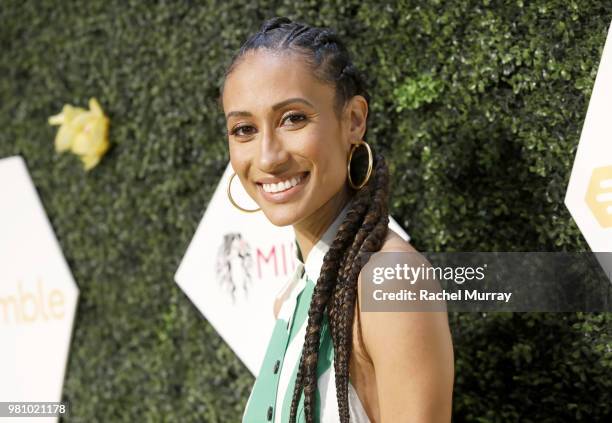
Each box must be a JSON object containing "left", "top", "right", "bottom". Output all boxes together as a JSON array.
[
  {"left": 228, "top": 143, "right": 250, "bottom": 175},
  {"left": 300, "top": 124, "right": 344, "bottom": 165},
  {"left": 304, "top": 141, "right": 347, "bottom": 186}
]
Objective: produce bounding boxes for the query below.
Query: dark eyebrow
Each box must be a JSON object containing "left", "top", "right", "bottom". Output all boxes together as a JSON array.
[{"left": 225, "top": 97, "right": 314, "bottom": 120}]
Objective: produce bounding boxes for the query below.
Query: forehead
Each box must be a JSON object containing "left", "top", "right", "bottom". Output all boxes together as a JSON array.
[{"left": 222, "top": 49, "right": 334, "bottom": 115}]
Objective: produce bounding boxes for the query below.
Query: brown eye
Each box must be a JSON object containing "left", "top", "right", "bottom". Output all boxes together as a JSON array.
[
  {"left": 282, "top": 113, "right": 307, "bottom": 126},
  {"left": 231, "top": 125, "right": 256, "bottom": 137}
]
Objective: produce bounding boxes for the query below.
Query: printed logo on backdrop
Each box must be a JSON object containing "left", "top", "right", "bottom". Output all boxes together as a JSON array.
[
  {"left": 565, "top": 20, "right": 612, "bottom": 280},
  {"left": 216, "top": 233, "right": 298, "bottom": 303},
  {"left": 174, "top": 164, "right": 306, "bottom": 375},
  {"left": 585, "top": 165, "right": 612, "bottom": 228},
  {"left": 175, "top": 163, "right": 410, "bottom": 375},
  {"left": 216, "top": 233, "right": 254, "bottom": 302},
  {"left": 0, "top": 156, "right": 79, "bottom": 422}
]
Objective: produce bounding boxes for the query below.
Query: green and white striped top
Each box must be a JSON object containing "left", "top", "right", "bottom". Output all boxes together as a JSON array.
[{"left": 242, "top": 200, "right": 372, "bottom": 423}]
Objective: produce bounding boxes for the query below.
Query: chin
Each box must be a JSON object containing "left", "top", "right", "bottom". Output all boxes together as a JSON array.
[{"left": 261, "top": 205, "right": 304, "bottom": 227}]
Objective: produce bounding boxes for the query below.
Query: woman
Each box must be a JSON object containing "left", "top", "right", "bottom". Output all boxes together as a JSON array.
[{"left": 218, "top": 16, "right": 454, "bottom": 423}]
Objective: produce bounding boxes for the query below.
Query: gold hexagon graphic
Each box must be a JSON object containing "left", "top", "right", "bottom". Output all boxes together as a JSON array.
[{"left": 585, "top": 165, "right": 612, "bottom": 228}]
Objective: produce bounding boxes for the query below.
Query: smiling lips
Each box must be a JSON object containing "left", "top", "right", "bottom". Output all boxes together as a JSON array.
[
  {"left": 261, "top": 173, "right": 306, "bottom": 193},
  {"left": 256, "top": 171, "right": 309, "bottom": 203}
]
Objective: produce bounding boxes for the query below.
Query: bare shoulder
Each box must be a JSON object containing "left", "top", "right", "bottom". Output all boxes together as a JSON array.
[
  {"left": 379, "top": 228, "right": 418, "bottom": 253},
  {"left": 357, "top": 228, "right": 451, "bottom": 347},
  {"left": 355, "top": 228, "right": 454, "bottom": 421}
]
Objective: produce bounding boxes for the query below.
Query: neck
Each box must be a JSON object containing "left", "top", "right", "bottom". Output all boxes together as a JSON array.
[{"left": 293, "top": 184, "right": 352, "bottom": 264}]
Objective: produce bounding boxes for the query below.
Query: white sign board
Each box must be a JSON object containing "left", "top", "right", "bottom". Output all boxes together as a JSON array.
[
  {"left": 565, "top": 21, "right": 612, "bottom": 276},
  {"left": 0, "top": 156, "right": 79, "bottom": 422},
  {"left": 175, "top": 163, "right": 410, "bottom": 375}
]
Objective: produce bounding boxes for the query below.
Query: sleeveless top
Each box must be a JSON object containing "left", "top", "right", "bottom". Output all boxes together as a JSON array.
[{"left": 242, "top": 200, "right": 373, "bottom": 423}]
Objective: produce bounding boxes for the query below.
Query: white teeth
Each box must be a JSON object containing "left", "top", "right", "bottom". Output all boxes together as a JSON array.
[{"left": 262, "top": 173, "right": 304, "bottom": 193}]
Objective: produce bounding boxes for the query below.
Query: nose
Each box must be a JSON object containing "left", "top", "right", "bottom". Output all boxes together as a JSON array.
[{"left": 257, "top": 128, "right": 289, "bottom": 172}]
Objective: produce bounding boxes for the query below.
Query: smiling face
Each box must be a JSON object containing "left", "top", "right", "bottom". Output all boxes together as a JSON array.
[{"left": 222, "top": 48, "right": 360, "bottom": 227}]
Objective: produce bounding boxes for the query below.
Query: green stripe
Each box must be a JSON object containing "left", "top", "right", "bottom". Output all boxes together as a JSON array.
[
  {"left": 242, "top": 277, "right": 314, "bottom": 422},
  {"left": 242, "top": 318, "right": 291, "bottom": 422},
  {"left": 288, "top": 278, "right": 314, "bottom": 344}
]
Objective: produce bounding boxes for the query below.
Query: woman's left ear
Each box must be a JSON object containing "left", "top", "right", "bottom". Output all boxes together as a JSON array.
[{"left": 346, "top": 95, "right": 368, "bottom": 142}]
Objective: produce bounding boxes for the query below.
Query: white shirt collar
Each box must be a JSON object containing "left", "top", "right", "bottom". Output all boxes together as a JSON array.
[{"left": 293, "top": 198, "right": 353, "bottom": 284}]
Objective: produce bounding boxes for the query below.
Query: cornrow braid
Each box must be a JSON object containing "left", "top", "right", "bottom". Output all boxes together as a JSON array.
[
  {"left": 289, "top": 179, "right": 376, "bottom": 423},
  {"left": 291, "top": 153, "right": 389, "bottom": 423},
  {"left": 220, "top": 16, "right": 371, "bottom": 122},
  {"left": 288, "top": 191, "right": 372, "bottom": 423},
  {"left": 221, "top": 16, "right": 390, "bottom": 423},
  {"left": 261, "top": 16, "right": 292, "bottom": 33},
  {"left": 328, "top": 153, "right": 389, "bottom": 423},
  {"left": 283, "top": 23, "right": 310, "bottom": 46}
]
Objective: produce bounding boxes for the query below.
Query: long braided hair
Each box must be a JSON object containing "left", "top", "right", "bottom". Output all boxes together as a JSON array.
[{"left": 220, "top": 16, "right": 390, "bottom": 423}]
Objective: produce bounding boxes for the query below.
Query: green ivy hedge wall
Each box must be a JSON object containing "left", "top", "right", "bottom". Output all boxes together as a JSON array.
[{"left": 1, "top": 1, "right": 611, "bottom": 421}]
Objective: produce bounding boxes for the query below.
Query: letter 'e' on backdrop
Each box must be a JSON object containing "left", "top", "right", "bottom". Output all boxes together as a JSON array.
[
  {"left": 0, "top": 156, "right": 79, "bottom": 422},
  {"left": 565, "top": 21, "right": 612, "bottom": 278},
  {"left": 175, "top": 163, "right": 410, "bottom": 375}
]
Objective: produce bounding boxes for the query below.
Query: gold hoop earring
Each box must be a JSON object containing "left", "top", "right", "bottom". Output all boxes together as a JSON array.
[
  {"left": 227, "top": 172, "right": 261, "bottom": 213},
  {"left": 347, "top": 140, "right": 373, "bottom": 190}
]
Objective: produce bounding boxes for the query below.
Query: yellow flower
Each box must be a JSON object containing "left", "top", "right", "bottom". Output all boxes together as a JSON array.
[{"left": 48, "top": 98, "right": 110, "bottom": 171}]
